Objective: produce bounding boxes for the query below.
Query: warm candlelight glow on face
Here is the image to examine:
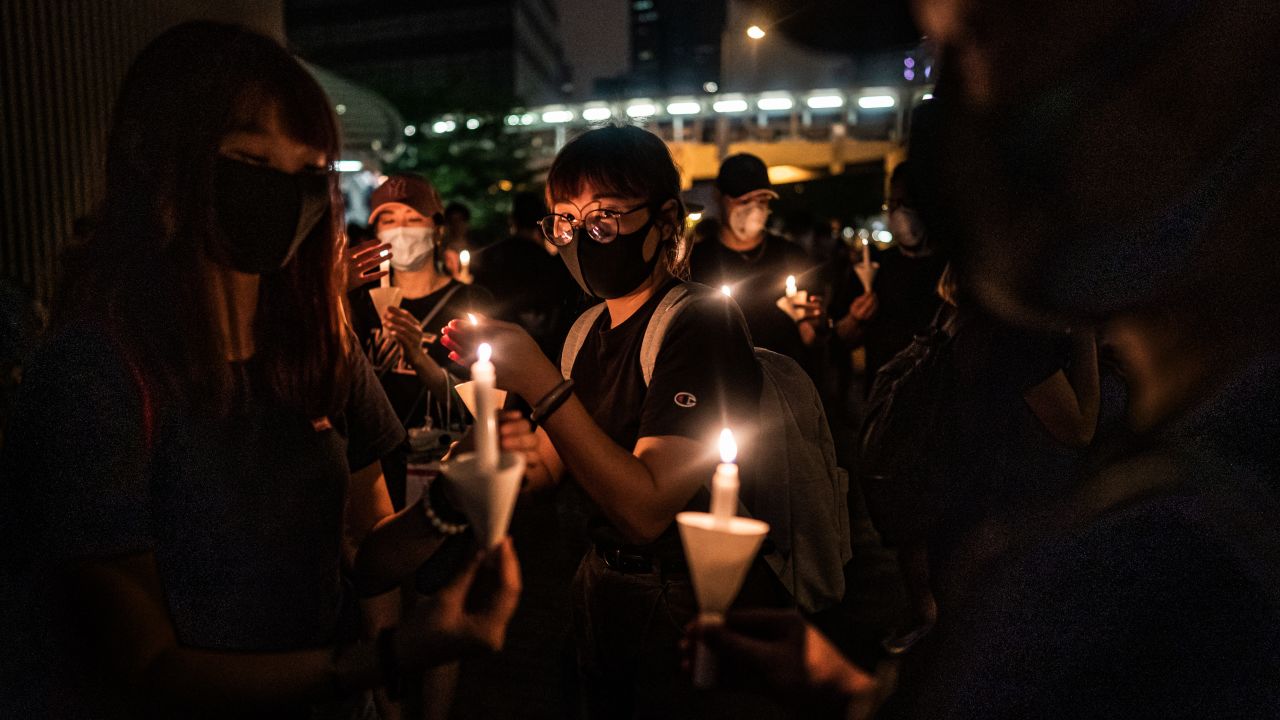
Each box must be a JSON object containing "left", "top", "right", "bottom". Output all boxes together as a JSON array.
[
  {"left": 477, "top": 342, "right": 492, "bottom": 364},
  {"left": 468, "top": 313, "right": 478, "bottom": 325},
  {"left": 719, "top": 428, "right": 737, "bottom": 464},
  {"left": 721, "top": 285, "right": 732, "bottom": 297}
]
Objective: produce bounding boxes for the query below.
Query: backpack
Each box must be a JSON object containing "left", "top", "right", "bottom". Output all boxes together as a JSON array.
[
  {"left": 561, "top": 282, "right": 851, "bottom": 614},
  {"left": 857, "top": 306, "right": 959, "bottom": 546}
]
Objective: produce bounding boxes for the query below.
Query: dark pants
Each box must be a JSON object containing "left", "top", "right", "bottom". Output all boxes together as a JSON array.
[{"left": 571, "top": 549, "right": 792, "bottom": 720}]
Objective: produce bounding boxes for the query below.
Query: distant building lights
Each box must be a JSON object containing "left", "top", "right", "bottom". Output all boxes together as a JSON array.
[
  {"left": 582, "top": 106, "right": 613, "bottom": 121},
  {"left": 666, "top": 101, "right": 701, "bottom": 115},
  {"left": 334, "top": 160, "right": 364, "bottom": 172},
  {"left": 403, "top": 124, "right": 416, "bottom": 137},
  {"left": 466, "top": 117, "right": 481, "bottom": 130},
  {"left": 703, "top": 81, "right": 719, "bottom": 93},
  {"left": 431, "top": 120, "right": 456, "bottom": 133}
]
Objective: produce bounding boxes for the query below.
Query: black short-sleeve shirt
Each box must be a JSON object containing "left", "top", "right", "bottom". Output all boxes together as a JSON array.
[
  {"left": 0, "top": 323, "right": 404, "bottom": 716},
  {"left": 567, "top": 282, "right": 761, "bottom": 549},
  {"left": 348, "top": 279, "right": 493, "bottom": 428},
  {"left": 689, "top": 234, "right": 815, "bottom": 367}
]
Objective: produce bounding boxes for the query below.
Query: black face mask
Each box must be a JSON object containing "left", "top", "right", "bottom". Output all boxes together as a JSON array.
[
  {"left": 562, "top": 212, "right": 660, "bottom": 299},
  {"left": 212, "top": 156, "right": 330, "bottom": 274}
]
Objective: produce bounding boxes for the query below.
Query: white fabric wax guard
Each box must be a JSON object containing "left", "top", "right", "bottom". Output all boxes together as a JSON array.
[
  {"left": 439, "top": 451, "right": 526, "bottom": 548},
  {"left": 677, "top": 511, "right": 769, "bottom": 615}
]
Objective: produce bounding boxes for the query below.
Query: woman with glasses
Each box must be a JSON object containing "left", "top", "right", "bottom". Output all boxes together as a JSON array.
[
  {"left": 443, "top": 125, "right": 787, "bottom": 718},
  {"left": 0, "top": 22, "right": 520, "bottom": 718}
]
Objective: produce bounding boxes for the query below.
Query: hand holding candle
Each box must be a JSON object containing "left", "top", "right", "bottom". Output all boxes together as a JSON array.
[{"left": 778, "top": 275, "right": 809, "bottom": 321}]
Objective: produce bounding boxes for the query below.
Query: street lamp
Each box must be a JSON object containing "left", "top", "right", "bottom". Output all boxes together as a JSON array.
[{"left": 746, "top": 25, "right": 765, "bottom": 40}]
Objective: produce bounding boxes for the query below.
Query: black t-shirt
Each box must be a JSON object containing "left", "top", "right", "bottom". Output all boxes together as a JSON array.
[
  {"left": 567, "top": 281, "right": 761, "bottom": 552},
  {"left": 831, "top": 248, "right": 947, "bottom": 387},
  {"left": 0, "top": 322, "right": 404, "bottom": 718},
  {"left": 473, "top": 236, "right": 583, "bottom": 361},
  {"left": 348, "top": 279, "right": 493, "bottom": 429},
  {"left": 689, "top": 234, "right": 815, "bottom": 366}
]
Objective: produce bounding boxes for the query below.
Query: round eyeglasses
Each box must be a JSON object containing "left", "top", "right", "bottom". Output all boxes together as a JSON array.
[{"left": 539, "top": 203, "right": 652, "bottom": 247}]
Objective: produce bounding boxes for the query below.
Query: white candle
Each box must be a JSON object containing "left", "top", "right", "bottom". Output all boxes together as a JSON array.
[
  {"left": 710, "top": 428, "right": 739, "bottom": 521},
  {"left": 379, "top": 249, "right": 391, "bottom": 288},
  {"left": 472, "top": 342, "right": 499, "bottom": 474},
  {"left": 785, "top": 275, "right": 797, "bottom": 299},
  {"left": 861, "top": 237, "right": 871, "bottom": 267}
]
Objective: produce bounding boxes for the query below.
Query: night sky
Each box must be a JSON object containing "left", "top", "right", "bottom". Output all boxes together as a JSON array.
[{"left": 554, "top": 0, "right": 629, "bottom": 97}]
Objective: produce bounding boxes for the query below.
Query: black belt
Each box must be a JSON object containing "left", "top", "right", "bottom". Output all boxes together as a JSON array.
[{"left": 594, "top": 544, "right": 688, "bottom": 575}]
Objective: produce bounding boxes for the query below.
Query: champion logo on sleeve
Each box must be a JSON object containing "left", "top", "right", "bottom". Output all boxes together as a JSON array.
[{"left": 673, "top": 392, "right": 698, "bottom": 408}]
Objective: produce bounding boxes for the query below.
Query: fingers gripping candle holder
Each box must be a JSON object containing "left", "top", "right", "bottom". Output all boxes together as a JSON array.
[
  {"left": 438, "top": 451, "right": 527, "bottom": 548},
  {"left": 368, "top": 286, "right": 403, "bottom": 326}
]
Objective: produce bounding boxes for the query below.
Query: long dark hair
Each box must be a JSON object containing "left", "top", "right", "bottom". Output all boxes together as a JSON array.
[
  {"left": 56, "top": 21, "right": 349, "bottom": 416},
  {"left": 545, "top": 124, "right": 690, "bottom": 277}
]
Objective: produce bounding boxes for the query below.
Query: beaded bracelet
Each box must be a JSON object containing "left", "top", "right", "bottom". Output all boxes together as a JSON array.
[{"left": 423, "top": 479, "right": 469, "bottom": 536}]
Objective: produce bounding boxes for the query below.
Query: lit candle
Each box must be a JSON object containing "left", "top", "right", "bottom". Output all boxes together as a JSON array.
[
  {"left": 720, "top": 285, "right": 732, "bottom": 297},
  {"left": 379, "top": 249, "right": 391, "bottom": 288},
  {"left": 861, "top": 236, "right": 871, "bottom": 267},
  {"left": 459, "top": 249, "right": 471, "bottom": 273},
  {"left": 472, "top": 342, "right": 499, "bottom": 474},
  {"left": 785, "top": 275, "right": 797, "bottom": 299},
  {"left": 710, "top": 428, "right": 739, "bottom": 521},
  {"left": 467, "top": 313, "right": 478, "bottom": 326}
]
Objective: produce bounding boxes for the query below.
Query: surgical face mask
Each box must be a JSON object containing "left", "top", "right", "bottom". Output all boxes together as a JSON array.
[
  {"left": 561, "top": 213, "right": 660, "bottom": 299},
  {"left": 729, "top": 204, "right": 768, "bottom": 239},
  {"left": 889, "top": 208, "right": 927, "bottom": 251},
  {"left": 212, "top": 156, "right": 329, "bottom": 274},
  {"left": 377, "top": 226, "right": 436, "bottom": 271}
]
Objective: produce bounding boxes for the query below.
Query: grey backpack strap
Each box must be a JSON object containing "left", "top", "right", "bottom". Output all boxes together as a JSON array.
[
  {"left": 639, "top": 283, "right": 696, "bottom": 386},
  {"left": 560, "top": 303, "right": 607, "bottom": 380}
]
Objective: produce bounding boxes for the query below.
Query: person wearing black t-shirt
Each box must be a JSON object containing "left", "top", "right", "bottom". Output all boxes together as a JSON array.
[
  {"left": 0, "top": 25, "right": 519, "bottom": 718},
  {"left": 831, "top": 162, "right": 947, "bottom": 398},
  {"left": 689, "top": 154, "right": 824, "bottom": 376},
  {"left": 444, "top": 126, "right": 788, "bottom": 719},
  {"left": 348, "top": 174, "right": 494, "bottom": 509}
]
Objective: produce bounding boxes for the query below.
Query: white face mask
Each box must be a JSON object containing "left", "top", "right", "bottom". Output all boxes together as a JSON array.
[
  {"left": 729, "top": 205, "right": 768, "bottom": 239},
  {"left": 377, "top": 226, "right": 435, "bottom": 271},
  {"left": 889, "top": 208, "right": 927, "bottom": 251}
]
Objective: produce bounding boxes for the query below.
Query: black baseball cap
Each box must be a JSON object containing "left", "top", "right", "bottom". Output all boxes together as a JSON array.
[{"left": 716, "top": 154, "right": 779, "bottom": 199}]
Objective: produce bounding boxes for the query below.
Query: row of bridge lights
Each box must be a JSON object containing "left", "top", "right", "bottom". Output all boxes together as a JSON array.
[
  {"left": 490, "top": 93, "right": 903, "bottom": 131},
  {"left": 396, "top": 90, "right": 935, "bottom": 138}
]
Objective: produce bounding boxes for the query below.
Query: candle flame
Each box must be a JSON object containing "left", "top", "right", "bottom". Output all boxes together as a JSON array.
[
  {"left": 862, "top": 237, "right": 869, "bottom": 247},
  {"left": 379, "top": 249, "right": 390, "bottom": 258},
  {"left": 785, "top": 275, "right": 797, "bottom": 293},
  {"left": 468, "top": 313, "right": 478, "bottom": 326},
  {"left": 460, "top": 249, "right": 471, "bottom": 266},
  {"left": 719, "top": 428, "right": 737, "bottom": 464},
  {"left": 720, "top": 285, "right": 732, "bottom": 297},
  {"left": 477, "top": 342, "right": 492, "bottom": 364}
]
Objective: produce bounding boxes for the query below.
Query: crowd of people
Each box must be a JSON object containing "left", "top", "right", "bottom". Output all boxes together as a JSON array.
[{"left": 3, "top": 1, "right": 1280, "bottom": 718}]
